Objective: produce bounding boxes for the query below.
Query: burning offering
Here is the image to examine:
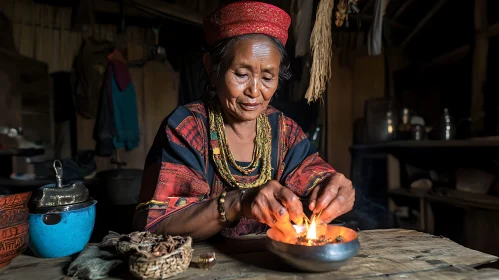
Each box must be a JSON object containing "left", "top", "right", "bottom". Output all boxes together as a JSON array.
[
  {"left": 294, "top": 216, "right": 345, "bottom": 246},
  {"left": 266, "top": 214, "right": 360, "bottom": 272}
]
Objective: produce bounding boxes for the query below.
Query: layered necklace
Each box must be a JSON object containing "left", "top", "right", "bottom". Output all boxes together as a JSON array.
[{"left": 208, "top": 98, "right": 272, "bottom": 189}]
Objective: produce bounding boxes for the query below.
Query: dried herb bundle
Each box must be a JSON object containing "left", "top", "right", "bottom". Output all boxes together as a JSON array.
[
  {"left": 150, "top": 236, "right": 186, "bottom": 257},
  {"left": 123, "top": 231, "right": 163, "bottom": 244},
  {"left": 305, "top": 0, "right": 335, "bottom": 103},
  {"left": 118, "top": 231, "right": 188, "bottom": 258}
]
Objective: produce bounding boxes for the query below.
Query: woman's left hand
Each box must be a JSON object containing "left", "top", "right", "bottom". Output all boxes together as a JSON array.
[{"left": 308, "top": 173, "right": 355, "bottom": 224}]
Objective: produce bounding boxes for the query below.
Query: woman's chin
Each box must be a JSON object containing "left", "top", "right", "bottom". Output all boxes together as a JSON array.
[
  {"left": 234, "top": 104, "right": 265, "bottom": 120},
  {"left": 228, "top": 109, "right": 262, "bottom": 121}
]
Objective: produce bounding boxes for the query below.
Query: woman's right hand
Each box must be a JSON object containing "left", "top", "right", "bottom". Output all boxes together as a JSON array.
[{"left": 241, "top": 180, "right": 304, "bottom": 239}]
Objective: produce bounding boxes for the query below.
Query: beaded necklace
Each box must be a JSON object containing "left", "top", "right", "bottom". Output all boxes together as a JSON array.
[{"left": 208, "top": 98, "right": 272, "bottom": 189}]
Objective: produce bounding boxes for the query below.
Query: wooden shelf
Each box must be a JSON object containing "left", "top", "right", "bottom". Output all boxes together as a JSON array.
[
  {"left": 352, "top": 138, "right": 499, "bottom": 150},
  {"left": 388, "top": 188, "right": 499, "bottom": 211},
  {"left": 389, "top": 188, "right": 427, "bottom": 198},
  {"left": 0, "top": 177, "right": 53, "bottom": 188},
  {"left": 21, "top": 109, "right": 50, "bottom": 116},
  {"left": 0, "top": 148, "right": 45, "bottom": 157},
  {"left": 351, "top": 139, "right": 499, "bottom": 170},
  {"left": 351, "top": 139, "right": 499, "bottom": 161}
]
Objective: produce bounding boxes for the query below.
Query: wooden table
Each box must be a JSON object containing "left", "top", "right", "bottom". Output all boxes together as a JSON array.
[{"left": 2, "top": 229, "right": 498, "bottom": 280}]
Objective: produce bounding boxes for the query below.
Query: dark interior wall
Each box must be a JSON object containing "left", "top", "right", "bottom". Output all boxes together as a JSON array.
[
  {"left": 403, "top": 1, "right": 474, "bottom": 59},
  {"left": 390, "top": 0, "right": 477, "bottom": 139},
  {"left": 393, "top": 57, "right": 472, "bottom": 140},
  {"left": 485, "top": 36, "right": 499, "bottom": 135}
]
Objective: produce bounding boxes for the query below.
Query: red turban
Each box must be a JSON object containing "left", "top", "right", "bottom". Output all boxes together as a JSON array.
[{"left": 203, "top": 1, "right": 291, "bottom": 46}]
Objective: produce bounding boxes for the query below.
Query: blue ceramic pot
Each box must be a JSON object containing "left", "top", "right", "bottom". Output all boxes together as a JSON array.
[{"left": 28, "top": 199, "right": 97, "bottom": 258}]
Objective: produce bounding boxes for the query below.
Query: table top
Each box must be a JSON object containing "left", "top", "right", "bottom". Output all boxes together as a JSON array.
[{"left": 2, "top": 229, "right": 498, "bottom": 280}]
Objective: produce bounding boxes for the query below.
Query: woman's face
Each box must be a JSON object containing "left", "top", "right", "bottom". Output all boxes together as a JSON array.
[{"left": 211, "top": 36, "right": 281, "bottom": 122}]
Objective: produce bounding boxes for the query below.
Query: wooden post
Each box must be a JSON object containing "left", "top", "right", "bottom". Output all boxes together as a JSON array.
[
  {"left": 424, "top": 199, "right": 435, "bottom": 234},
  {"left": 470, "top": 0, "right": 488, "bottom": 136},
  {"left": 386, "top": 154, "right": 400, "bottom": 214}
]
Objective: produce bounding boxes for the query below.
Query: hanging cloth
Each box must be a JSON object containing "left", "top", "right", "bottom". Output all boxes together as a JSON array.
[
  {"left": 109, "top": 60, "right": 139, "bottom": 151},
  {"left": 93, "top": 62, "right": 115, "bottom": 157},
  {"left": 71, "top": 38, "right": 114, "bottom": 119},
  {"left": 94, "top": 55, "right": 139, "bottom": 156},
  {"left": 367, "top": 0, "right": 385, "bottom": 56},
  {"left": 291, "top": 0, "right": 313, "bottom": 58}
]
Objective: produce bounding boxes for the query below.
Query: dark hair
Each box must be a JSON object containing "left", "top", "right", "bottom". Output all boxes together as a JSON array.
[{"left": 205, "top": 34, "right": 291, "bottom": 84}]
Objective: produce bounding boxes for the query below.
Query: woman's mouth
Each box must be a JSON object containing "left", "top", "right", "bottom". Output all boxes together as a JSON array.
[{"left": 239, "top": 103, "right": 261, "bottom": 111}]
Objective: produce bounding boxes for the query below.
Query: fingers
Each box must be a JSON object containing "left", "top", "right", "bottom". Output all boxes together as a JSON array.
[
  {"left": 274, "top": 219, "right": 297, "bottom": 239},
  {"left": 251, "top": 191, "right": 297, "bottom": 237},
  {"left": 267, "top": 196, "right": 297, "bottom": 235},
  {"left": 308, "top": 186, "right": 320, "bottom": 211},
  {"left": 276, "top": 187, "right": 304, "bottom": 225},
  {"left": 309, "top": 173, "right": 356, "bottom": 223},
  {"left": 267, "top": 228, "right": 295, "bottom": 244},
  {"left": 267, "top": 197, "right": 289, "bottom": 223},
  {"left": 251, "top": 197, "right": 275, "bottom": 226},
  {"left": 247, "top": 180, "right": 305, "bottom": 235},
  {"left": 313, "top": 180, "right": 339, "bottom": 215},
  {"left": 319, "top": 184, "right": 355, "bottom": 224},
  {"left": 266, "top": 228, "right": 286, "bottom": 242}
]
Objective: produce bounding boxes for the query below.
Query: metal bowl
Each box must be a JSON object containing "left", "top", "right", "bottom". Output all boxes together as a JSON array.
[{"left": 266, "top": 225, "right": 360, "bottom": 272}]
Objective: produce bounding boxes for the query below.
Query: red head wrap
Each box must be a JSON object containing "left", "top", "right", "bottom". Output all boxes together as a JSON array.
[{"left": 203, "top": 1, "right": 291, "bottom": 46}]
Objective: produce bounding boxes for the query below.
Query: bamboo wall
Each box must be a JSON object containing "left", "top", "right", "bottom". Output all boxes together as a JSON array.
[
  {"left": 1, "top": 0, "right": 105, "bottom": 73},
  {"left": 1, "top": 0, "right": 384, "bottom": 176},
  {"left": 326, "top": 49, "right": 385, "bottom": 178},
  {"left": 0, "top": 0, "right": 179, "bottom": 171}
]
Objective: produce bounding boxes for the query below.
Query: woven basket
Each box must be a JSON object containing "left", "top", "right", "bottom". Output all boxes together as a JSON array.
[
  {"left": 129, "top": 236, "right": 193, "bottom": 280},
  {"left": 117, "top": 240, "right": 156, "bottom": 257}
]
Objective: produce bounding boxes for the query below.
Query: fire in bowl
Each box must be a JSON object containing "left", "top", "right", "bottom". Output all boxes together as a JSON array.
[{"left": 266, "top": 225, "right": 360, "bottom": 272}]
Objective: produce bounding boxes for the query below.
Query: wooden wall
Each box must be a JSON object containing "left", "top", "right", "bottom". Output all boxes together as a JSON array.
[
  {"left": 0, "top": 0, "right": 81, "bottom": 73},
  {"left": 75, "top": 31, "right": 179, "bottom": 171},
  {"left": 1, "top": 0, "right": 179, "bottom": 172},
  {"left": 2, "top": 0, "right": 386, "bottom": 176},
  {"left": 326, "top": 49, "right": 385, "bottom": 178}
]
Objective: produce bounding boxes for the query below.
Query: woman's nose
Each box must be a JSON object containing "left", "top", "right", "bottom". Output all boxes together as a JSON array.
[{"left": 245, "top": 77, "right": 261, "bottom": 98}]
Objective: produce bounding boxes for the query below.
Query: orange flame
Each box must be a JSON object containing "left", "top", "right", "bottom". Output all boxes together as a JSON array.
[{"left": 306, "top": 216, "right": 317, "bottom": 240}]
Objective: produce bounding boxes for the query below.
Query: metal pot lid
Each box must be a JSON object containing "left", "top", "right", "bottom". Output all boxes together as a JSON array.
[
  {"left": 30, "top": 198, "right": 96, "bottom": 214},
  {"left": 29, "top": 160, "right": 89, "bottom": 208}
]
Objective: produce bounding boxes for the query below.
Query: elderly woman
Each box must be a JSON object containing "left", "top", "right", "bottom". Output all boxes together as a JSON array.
[{"left": 134, "top": 1, "right": 355, "bottom": 241}]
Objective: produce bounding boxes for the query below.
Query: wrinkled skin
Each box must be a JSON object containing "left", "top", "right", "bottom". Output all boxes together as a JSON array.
[
  {"left": 206, "top": 36, "right": 280, "bottom": 123},
  {"left": 204, "top": 35, "right": 355, "bottom": 240},
  {"left": 309, "top": 173, "right": 356, "bottom": 225},
  {"left": 240, "top": 180, "right": 304, "bottom": 241}
]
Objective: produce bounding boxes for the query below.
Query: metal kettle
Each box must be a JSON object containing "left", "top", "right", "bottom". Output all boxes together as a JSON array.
[{"left": 28, "top": 160, "right": 97, "bottom": 258}]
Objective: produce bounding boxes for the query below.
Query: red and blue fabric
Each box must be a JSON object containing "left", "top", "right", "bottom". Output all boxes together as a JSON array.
[{"left": 135, "top": 100, "right": 335, "bottom": 237}]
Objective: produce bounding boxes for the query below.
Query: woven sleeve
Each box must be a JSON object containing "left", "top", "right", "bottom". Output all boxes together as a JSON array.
[
  {"left": 134, "top": 105, "right": 210, "bottom": 232},
  {"left": 279, "top": 115, "right": 336, "bottom": 197}
]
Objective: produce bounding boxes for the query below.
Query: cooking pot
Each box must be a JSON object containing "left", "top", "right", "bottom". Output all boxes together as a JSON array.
[{"left": 28, "top": 160, "right": 97, "bottom": 258}]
